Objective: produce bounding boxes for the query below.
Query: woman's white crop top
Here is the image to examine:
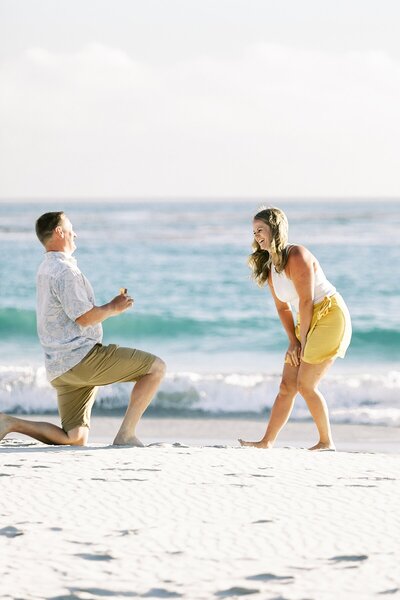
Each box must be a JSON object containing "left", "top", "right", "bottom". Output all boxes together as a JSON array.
[{"left": 270, "top": 251, "right": 336, "bottom": 313}]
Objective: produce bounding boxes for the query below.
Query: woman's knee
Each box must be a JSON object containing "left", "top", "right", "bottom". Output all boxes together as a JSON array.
[
  {"left": 279, "top": 379, "right": 297, "bottom": 399},
  {"left": 297, "top": 378, "right": 316, "bottom": 397}
]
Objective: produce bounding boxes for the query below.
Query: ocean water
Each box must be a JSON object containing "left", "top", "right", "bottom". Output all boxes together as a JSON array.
[{"left": 1, "top": 199, "right": 399, "bottom": 426}]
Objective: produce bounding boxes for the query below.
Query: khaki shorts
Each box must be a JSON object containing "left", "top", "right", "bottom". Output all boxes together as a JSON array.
[{"left": 51, "top": 344, "right": 156, "bottom": 432}]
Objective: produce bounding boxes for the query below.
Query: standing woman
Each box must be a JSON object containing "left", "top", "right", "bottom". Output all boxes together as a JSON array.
[{"left": 239, "top": 207, "right": 351, "bottom": 451}]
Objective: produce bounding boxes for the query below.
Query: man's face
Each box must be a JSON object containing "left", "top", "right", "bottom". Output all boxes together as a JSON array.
[{"left": 59, "top": 215, "right": 77, "bottom": 255}]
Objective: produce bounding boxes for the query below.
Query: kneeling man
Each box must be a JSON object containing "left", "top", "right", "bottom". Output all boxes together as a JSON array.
[{"left": 0, "top": 211, "right": 165, "bottom": 446}]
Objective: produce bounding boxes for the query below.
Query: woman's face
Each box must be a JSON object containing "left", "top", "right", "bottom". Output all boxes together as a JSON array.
[{"left": 253, "top": 219, "right": 272, "bottom": 250}]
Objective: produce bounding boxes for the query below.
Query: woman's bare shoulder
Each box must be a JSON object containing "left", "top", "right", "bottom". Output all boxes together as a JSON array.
[
  {"left": 286, "top": 245, "right": 314, "bottom": 275},
  {"left": 287, "top": 244, "right": 312, "bottom": 260}
]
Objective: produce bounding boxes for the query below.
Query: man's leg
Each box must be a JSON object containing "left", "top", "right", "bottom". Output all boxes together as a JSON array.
[
  {"left": 113, "top": 357, "right": 166, "bottom": 446},
  {"left": 0, "top": 413, "right": 88, "bottom": 446},
  {"left": 0, "top": 378, "right": 98, "bottom": 446}
]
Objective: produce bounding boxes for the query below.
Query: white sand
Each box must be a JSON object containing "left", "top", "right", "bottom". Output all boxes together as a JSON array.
[{"left": 1, "top": 419, "right": 400, "bottom": 599}]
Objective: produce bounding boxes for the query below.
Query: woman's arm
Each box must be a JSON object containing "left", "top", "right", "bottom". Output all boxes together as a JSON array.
[
  {"left": 268, "top": 276, "right": 301, "bottom": 366},
  {"left": 286, "top": 246, "right": 314, "bottom": 355}
]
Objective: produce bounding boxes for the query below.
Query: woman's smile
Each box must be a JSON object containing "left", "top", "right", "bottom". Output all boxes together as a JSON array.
[{"left": 253, "top": 219, "right": 272, "bottom": 250}]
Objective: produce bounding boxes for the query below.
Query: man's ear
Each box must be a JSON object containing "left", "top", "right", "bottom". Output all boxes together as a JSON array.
[{"left": 54, "top": 226, "right": 64, "bottom": 238}]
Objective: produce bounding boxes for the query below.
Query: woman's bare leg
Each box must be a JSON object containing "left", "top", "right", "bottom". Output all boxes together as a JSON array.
[
  {"left": 239, "top": 362, "right": 299, "bottom": 448},
  {"left": 297, "top": 358, "right": 335, "bottom": 450}
]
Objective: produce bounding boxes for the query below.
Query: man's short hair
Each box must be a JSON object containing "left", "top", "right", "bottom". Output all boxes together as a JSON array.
[{"left": 35, "top": 211, "right": 65, "bottom": 245}]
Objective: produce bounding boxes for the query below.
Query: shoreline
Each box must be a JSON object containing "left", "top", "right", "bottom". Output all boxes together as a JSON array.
[{"left": 4, "top": 414, "right": 400, "bottom": 453}]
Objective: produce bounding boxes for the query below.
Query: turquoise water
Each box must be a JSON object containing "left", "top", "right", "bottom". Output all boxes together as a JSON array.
[{"left": 1, "top": 199, "right": 400, "bottom": 424}]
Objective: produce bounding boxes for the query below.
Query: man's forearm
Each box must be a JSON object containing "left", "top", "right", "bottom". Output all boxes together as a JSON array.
[
  {"left": 75, "top": 293, "right": 134, "bottom": 327},
  {"left": 75, "top": 303, "right": 115, "bottom": 327}
]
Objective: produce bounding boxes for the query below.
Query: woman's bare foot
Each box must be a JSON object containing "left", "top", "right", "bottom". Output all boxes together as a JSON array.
[
  {"left": 308, "top": 441, "right": 336, "bottom": 451},
  {"left": 112, "top": 435, "right": 144, "bottom": 447},
  {"left": 238, "top": 438, "right": 274, "bottom": 449},
  {"left": 0, "top": 413, "right": 12, "bottom": 442}
]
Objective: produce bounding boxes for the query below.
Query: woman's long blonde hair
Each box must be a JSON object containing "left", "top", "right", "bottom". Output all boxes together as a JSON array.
[{"left": 248, "top": 207, "right": 289, "bottom": 287}]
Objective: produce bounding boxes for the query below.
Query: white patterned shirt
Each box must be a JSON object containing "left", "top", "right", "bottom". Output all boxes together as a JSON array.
[{"left": 36, "top": 252, "right": 102, "bottom": 381}]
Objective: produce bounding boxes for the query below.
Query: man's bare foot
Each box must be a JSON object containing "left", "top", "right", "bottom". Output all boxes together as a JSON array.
[
  {"left": 238, "top": 438, "right": 274, "bottom": 449},
  {"left": 0, "top": 413, "right": 12, "bottom": 442},
  {"left": 308, "top": 441, "right": 336, "bottom": 452},
  {"left": 112, "top": 435, "right": 144, "bottom": 447}
]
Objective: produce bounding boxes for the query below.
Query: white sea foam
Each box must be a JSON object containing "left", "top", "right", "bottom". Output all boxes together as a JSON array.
[{"left": 1, "top": 365, "right": 400, "bottom": 426}]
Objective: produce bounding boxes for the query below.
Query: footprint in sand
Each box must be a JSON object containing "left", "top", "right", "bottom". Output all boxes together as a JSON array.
[
  {"left": 75, "top": 552, "right": 114, "bottom": 561},
  {"left": 48, "top": 594, "right": 83, "bottom": 600},
  {"left": 206, "top": 445, "right": 228, "bottom": 449},
  {"left": 345, "top": 484, "right": 377, "bottom": 488},
  {"left": 141, "top": 588, "right": 183, "bottom": 598},
  {"left": 0, "top": 439, "right": 38, "bottom": 447},
  {"left": 123, "top": 442, "right": 188, "bottom": 449},
  {"left": 69, "top": 587, "right": 138, "bottom": 598},
  {"left": 229, "top": 484, "right": 252, "bottom": 488},
  {"left": 137, "top": 468, "right": 162, "bottom": 472},
  {"left": 251, "top": 519, "right": 274, "bottom": 524},
  {"left": 247, "top": 573, "right": 295, "bottom": 583},
  {"left": 0, "top": 525, "right": 24, "bottom": 538},
  {"left": 215, "top": 586, "right": 259, "bottom": 597},
  {"left": 329, "top": 555, "right": 368, "bottom": 563},
  {"left": 112, "top": 529, "right": 140, "bottom": 537}
]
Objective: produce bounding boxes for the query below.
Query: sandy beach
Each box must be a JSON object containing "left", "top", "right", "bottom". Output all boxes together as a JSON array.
[{"left": 1, "top": 418, "right": 399, "bottom": 600}]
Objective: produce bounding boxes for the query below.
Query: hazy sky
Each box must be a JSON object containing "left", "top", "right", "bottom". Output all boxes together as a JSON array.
[{"left": 1, "top": 0, "right": 399, "bottom": 199}]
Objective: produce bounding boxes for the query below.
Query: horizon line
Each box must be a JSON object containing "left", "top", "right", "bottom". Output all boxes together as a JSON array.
[{"left": 1, "top": 196, "right": 400, "bottom": 203}]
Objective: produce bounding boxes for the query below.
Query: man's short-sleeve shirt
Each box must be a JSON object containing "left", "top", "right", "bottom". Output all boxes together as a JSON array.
[{"left": 36, "top": 252, "right": 102, "bottom": 381}]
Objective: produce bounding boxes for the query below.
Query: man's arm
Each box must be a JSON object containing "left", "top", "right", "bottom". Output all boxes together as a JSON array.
[{"left": 76, "top": 294, "right": 134, "bottom": 327}]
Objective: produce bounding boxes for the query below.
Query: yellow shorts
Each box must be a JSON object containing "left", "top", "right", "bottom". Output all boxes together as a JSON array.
[
  {"left": 51, "top": 343, "right": 156, "bottom": 432},
  {"left": 295, "top": 293, "right": 352, "bottom": 364}
]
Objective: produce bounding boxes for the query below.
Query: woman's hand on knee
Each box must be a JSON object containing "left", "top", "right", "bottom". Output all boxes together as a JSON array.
[{"left": 285, "top": 341, "right": 302, "bottom": 367}]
